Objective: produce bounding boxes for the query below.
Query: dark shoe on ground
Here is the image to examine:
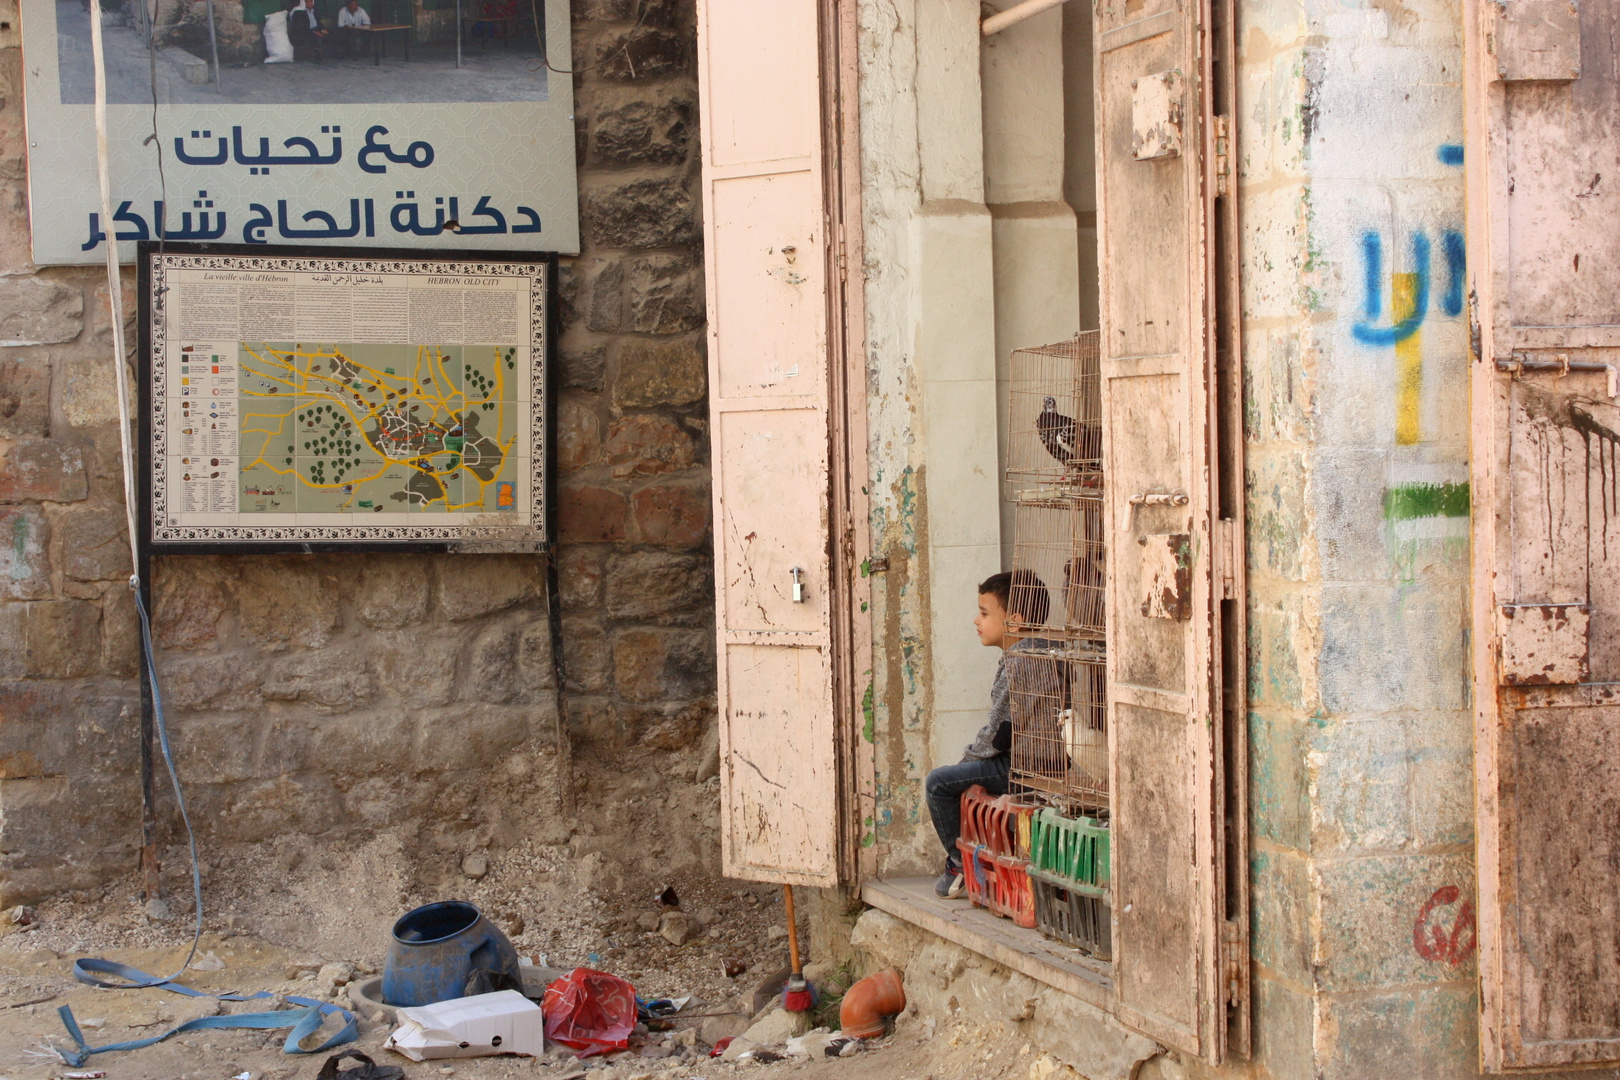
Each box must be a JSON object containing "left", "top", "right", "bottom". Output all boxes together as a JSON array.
[{"left": 935, "top": 864, "right": 964, "bottom": 899}]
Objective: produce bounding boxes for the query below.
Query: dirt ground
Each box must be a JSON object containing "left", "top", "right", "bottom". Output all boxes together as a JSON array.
[{"left": 0, "top": 846, "right": 1062, "bottom": 1080}]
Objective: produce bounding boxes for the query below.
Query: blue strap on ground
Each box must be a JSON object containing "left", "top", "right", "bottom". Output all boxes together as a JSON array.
[{"left": 56, "top": 959, "right": 358, "bottom": 1067}]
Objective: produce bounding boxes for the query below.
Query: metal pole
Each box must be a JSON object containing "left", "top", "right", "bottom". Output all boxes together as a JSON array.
[
  {"left": 981, "top": 0, "right": 1071, "bottom": 36},
  {"left": 456, "top": 0, "right": 461, "bottom": 68},
  {"left": 204, "top": 0, "right": 221, "bottom": 87},
  {"left": 139, "top": 549, "right": 160, "bottom": 902}
]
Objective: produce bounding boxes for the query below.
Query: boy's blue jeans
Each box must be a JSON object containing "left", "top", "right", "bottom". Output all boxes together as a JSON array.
[{"left": 925, "top": 756, "right": 1011, "bottom": 867}]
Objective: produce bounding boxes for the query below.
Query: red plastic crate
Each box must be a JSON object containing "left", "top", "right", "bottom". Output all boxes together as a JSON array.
[
  {"left": 957, "top": 839, "right": 1038, "bottom": 929},
  {"left": 959, "top": 785, "right": 1044, "bottom": 860}
]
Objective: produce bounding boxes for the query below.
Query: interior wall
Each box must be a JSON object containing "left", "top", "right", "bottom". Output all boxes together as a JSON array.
[{"left": 1062, "top": 2, "right": 1098, "bottom": 334}]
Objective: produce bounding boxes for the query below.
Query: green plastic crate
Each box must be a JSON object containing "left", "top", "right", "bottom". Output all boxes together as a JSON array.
[{"left": 1028, "top": 808, "right": 1108, "bottom": 894}]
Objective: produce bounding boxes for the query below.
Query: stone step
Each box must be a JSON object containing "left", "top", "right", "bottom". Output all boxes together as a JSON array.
[{"left": 161, "top": 47, "right": 210, "bottom": 85}]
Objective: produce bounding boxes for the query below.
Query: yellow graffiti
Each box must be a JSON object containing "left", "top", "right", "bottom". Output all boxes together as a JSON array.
[{"left": 1393, "top": 272, "right": 1422, "bottom": 445}]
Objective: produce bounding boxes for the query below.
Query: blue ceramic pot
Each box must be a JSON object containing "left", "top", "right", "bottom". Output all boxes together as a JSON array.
[{"left": 381, "top": 900, "right": 522, "bottom": 1007}]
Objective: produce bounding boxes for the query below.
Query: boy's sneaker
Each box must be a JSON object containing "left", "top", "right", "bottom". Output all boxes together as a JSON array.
[{"left": 935, "top": 862, "right": 965, "bottom": 899}]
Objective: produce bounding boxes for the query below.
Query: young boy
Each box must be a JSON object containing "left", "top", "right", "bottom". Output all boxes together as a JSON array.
[{"left": 925, "top": 569, "right": 1054, "bottom": 898}]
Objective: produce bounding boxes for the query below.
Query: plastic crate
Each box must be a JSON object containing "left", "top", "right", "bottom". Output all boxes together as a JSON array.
[
  {"left": 1029, "top": 808, "right": 1109, "bottom": 889},
  {"left": 956, "top": 840, "right": 1038, "bottom": 929},
  {"left": 960, "top": 785, "right": 1043, "bottom": 860},
  {"left": 1031, "top": 869, "right": 1112, "bottom": 959}
]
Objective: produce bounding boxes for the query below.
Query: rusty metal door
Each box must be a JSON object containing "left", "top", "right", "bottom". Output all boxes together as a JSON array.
[
  {"left": 1095, "top": 0, "right": 1246, "bottom": 1063},
  {"left": 1468, "top": 0, "right": 1620, "bottom": 1070},
  {"left": 696, "top": 0, "right": 841, "bottom": 886}
]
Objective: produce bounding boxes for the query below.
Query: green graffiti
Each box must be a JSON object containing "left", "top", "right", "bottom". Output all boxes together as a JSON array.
[
  {"left": 861, "top": 683, "right": 876, "bottom": 744},
  {"left": 1384, "top": 481, "right": 1470, "bottom": 521}
]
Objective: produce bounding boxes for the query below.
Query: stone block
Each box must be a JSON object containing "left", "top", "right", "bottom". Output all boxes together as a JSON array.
[
  {"left": 464, "top": 619, "right": 521, "bottom": 704},
  {"left": 604, "top": 550, "right": 709, "bottom": 619},
  {"left": 171, "top": 712, "right": 269, "bottom": 784},
  {"left": 1410, "top": 746, "right": 1473, "bottom": 848},
  {"left": 60, "top": 355, "right": 123, "bottom": 429},
  {"left": 261, "top": 648, "right": 377, "bottom": 712},
  {"left": 592, "top": 26, "right": 687, "bottom": 81},
  {"left": 1249, "top": 849, "right": 1310, "bottom": 985},
  {"left": 160, "top": 652, "right": 263, "bottom": 712},
  {"left": 1320, "top": 583, "right": 1466, "bottom": 715},
  {"left": 559, "top": 484, "right": 629, "bottom": 543},
  {"left": 1251, "top": 978, "right": 1314, "bottom": 1080},
  {"left": 627, "top": 252, "right": 703, "bottom": 333},
  {"left": 1245, "top": 447, "right": 1311, "bottom": 582},
  {"left": 152, "top": 558, "right": 229, "bottom": 648},
  {"left": 560, "top": 615, "right": 610, "bottom": 693},
  {"left": 1308, "top": 717, "right": 1412, "bottom": 853},
  {"left": 631, "top": 481, "right": 709, "bottom": 547},
  {"left": 560, "top": 343, "right": 607, "bottom": 393},
  {"left": 372, "top": 630, "right": 458, "bottom": 707},
  {"left": 55, "top": 506, "right": 131, "bottom": 582},
  {"left": 237, "top": 559, "right": 340, "bottom": 649},
  {"left": 0, "top": 439, "right": 87, "bottom": 503},
  {"left": 208, "top": 775, "right": 348, "bottom": 844},
  {"left": 612, "top": 338, "right": 705, "bottom": 408},
  {"left": 557, "top": 397, "right": 602, "bottom": 472},
  {"left": 0, "top": 277, "right": 81, "bottom": 346},
  {"left": 613, "top": 627, "right": 714, "bottom": 702},
  {"left": 627, "top": 699, "right": 709, "bottom": 750},
  {"left": 583, "top": 178, "right": 699, "bottom": 250},
  {"left": 1249, "top": 710, "right": 1309, "bottom": 851},
  {"left": 556, "top": 545, "right": 603, "bottom": 608},
  {"left": 436, "top": 554, "right": 541, "bottom": 620},
  {"left": 305, "top": 709, "right": 417, "bottom": 779},
  {"left": 593, "top": 99, "right": 693, "bottom": 167},
  {"left": 1316, "top": 983, "right": 1480, "bottom": 1080},
  {"left": 0, "top": 600, "right": 99, "bottom": 678},
  {"left": 0, "top": 357, "right": 48, "bottom": 436},
  {"left": 100, "top": 585, "right": 139, "bottom": 676},
  {"left": 355, "top": 557, "right": 430, "bottom": 628},
  {"left": 1315, "top": 448, "right": 1391, "bottom": 583},
  {"left": 1313, "top": 852, "right": 1476, "bottom": 992},
  {"left": 603, "top": 414, "right": 695, "bottom": 477},
  {"left": 564, "top": 695, "right": 621, "bottom": 746},
  {"left": 0, "top": 505, "right": 49, "bottom": 599},
  {"left": 555, "top": 258, "right": 579, "bottom": 328},
  {"left": 587, "top": 260, "right": 625, "bottom": 332},
  {"left": 517, "top": 619, "right": 555, "bottom": 695},
  {"left": 412, "top": 704, "right": 533, "bottom": 773}
]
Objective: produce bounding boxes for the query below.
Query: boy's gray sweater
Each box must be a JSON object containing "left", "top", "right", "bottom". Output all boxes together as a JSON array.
[{"left": 961, "top": 637, "right": 1063, "bottom": 761}]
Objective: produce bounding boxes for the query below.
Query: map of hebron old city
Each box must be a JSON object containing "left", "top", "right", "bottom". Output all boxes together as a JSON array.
[{"left": 150, "top": 258, "right": 545, "bottom": 543}]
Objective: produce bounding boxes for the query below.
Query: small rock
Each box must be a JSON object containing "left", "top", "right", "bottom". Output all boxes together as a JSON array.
[
  {"left": 144, "top": 897, "right": 172, "bottom": 921},
  {"left": 765, "top": 925, "right": 787, "bottom": 942},
  {"left": 636, "top": 911, "right": 662, "bottom": 933},
  {"left": 316, "top": 963, "right": 355, "bottom": 995},
  {"left": 739, "top": 1007, "right": 810, "bottom": 1048},
  {"left": 504, "top": 914, "right": 526, "bottom": 937},
  {"left": 694, "top": 906, "right": 721, "bottom": 927},
  {"left": 284, "top": 961, "right": 322, "bottom": 980},
  {"left": 722, "top": 958, "right": 747, "bottom": 978},
  {"left": 699, "top": 1012, "right": 750, "bottom": 1047},
  {"left": 658, "top": 911, "right": 697, "bottom": 946},
  {"left": 462, "top": 852, "right": 489, "bottom": 880}
]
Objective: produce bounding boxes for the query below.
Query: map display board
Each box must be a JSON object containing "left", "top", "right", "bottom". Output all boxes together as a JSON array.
[{"left": 139, "top": 244, "right": 549, "bottom": 549}]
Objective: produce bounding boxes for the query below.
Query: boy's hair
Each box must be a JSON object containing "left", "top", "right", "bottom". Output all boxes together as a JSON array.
[{"left": 978, "top": 569, "right": 1051, "bottom": 628}]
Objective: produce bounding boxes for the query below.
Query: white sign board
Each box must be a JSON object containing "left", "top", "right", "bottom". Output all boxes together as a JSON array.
[
  {"left": 142, "top": 246, "right": 549, "bottom": 548},
  {"left": 18, "top": 0, "right": 578, "bottom": 265}
]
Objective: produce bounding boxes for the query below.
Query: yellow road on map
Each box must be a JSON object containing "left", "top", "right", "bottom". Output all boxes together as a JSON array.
[{"left": 235, "top": 341, "right": 523, "bottom": 515}]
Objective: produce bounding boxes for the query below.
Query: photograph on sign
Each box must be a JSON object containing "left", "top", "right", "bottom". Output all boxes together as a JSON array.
[
  {"left": 139, "top": 244, "right": 551, "bottom": 549},
  {"left": 17, "top": 0, "right": 577, "bottom": 264}
]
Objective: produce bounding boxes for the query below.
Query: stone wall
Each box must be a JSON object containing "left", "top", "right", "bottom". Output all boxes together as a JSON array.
[{"left": 0, "top": 0, "right": 717, "bottom": 905}]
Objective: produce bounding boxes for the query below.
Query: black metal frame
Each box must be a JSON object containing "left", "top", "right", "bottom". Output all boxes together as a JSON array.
[{"left": 135, "top": 240, "right": 558, "bottom": 557}]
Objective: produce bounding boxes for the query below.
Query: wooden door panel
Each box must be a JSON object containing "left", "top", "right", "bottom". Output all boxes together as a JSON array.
[
  {"left": 1501, "top": 702, "right": 1620, "bottom": 1066},
  {"left": 1096, "top": 0, "right": 1239, "bottom": 1062},
  {"left": 698, "top": 0, "right": 840, "bottom": 886},
  {"left": 1469, "top": 0, "right": 1620, "bottom": 1067},
  {"left": 1112, "top": 700, "right": 1199, "bottom": 1047},
  {"left": 723, "top": 643, "right": 838, "bottom": 884}
]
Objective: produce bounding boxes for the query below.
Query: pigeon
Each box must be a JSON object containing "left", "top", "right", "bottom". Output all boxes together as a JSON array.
[{"left": 1037, "top": 396, "right": 1079, "bottom": 466}]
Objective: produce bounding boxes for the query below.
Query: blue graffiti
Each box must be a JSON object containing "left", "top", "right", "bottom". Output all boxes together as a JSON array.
[
  {"left": 1352, "top": 228, "right": 1465, "bottom": 344},
  {"left": 1438, "top": 144, "right": 1464, "bottom": 166}
]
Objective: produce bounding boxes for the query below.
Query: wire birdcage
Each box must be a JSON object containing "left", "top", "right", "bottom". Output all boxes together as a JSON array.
[
  {"left": 1006, "top": 332, "right": 1102, "bottom": 488},
  {"left": 1007, "top": 642, "right": 1109, "bottom": 816},
  {"left": 1006, "top": 495, "right": 1105, "bottom": 640}
]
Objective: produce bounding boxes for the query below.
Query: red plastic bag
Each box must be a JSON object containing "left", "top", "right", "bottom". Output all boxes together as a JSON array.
[{"left": 540, "top": 968, "right": 637, "bottom": 1058}]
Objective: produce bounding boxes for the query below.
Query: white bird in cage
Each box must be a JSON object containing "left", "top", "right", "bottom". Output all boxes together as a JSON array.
[{"left": 1061, "top": 707, "right": 1108, "bottom": 790}]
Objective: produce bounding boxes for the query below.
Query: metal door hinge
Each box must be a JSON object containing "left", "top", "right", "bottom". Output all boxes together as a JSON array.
[
  {"left": 865, "top": 557, "right": 889, "bottom": 574},
  {"left": 1222, "top": 919, "right": 1247, "bottom": 1008},
  {"left": 1216, "top": 517, "right": 1239, "bottom": 600},
  {"left": 836, "top": 223, "right": 848, "bottom": 282},
  {"left": 1213, "top": 114, "right": 1231, "bottom": 197}
]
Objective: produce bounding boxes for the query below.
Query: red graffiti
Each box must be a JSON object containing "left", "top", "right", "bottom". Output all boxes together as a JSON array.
[{"left": 1414, "top": 885, "right": 1477, "bottom": 965}]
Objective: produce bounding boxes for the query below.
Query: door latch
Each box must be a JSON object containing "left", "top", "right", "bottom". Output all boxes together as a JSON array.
[
  {"left": 1128, "top": 490, "right": 1189, "bottom": 506},
  {"left": 791, "top": 566, "right": 805, "bottom": 603}
]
